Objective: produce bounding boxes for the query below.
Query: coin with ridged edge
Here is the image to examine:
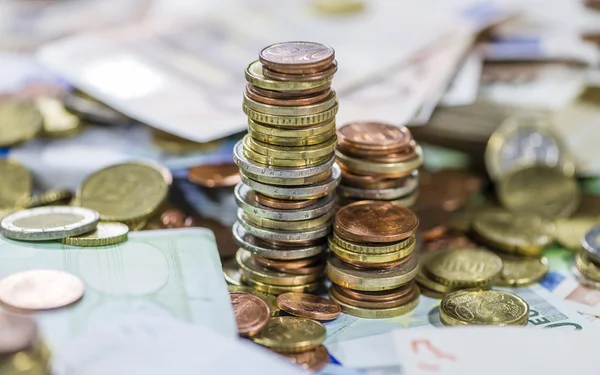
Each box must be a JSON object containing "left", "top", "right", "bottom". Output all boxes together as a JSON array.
[
  {"left": 243, "top": 277, "right": 320, "bottom": 295},
  {"left": 243, "top": 104, "right": 338, "bottom": 127},
  {"left": 440, "top": 289, "right": 529, "bottom": 326},
  {"left": 326, "top": 255, "right": 418, "bottom": 291},
  {"left": 426, "top": 248, "right": 502, "bottom": 288},
  {"left": 259, "top": 42, "right": 335, "bottom": 74},
  {"left": 251, "top": 316, "right": 326, "bottom": 353},
  {"left": 245, "top": 61, "right": 333, "bottom": 92},
  {"left": 276, "top": 293, "right": 341, "bottom": 321},
  {"left": 237, "top": 249, "right": 323, "bottom": 286},
  {"left": 331, "top": 233, "right": 415, "bottom": 255},
  {"left": 582, "top": 225, "right": 600, "bottom": 264},
  {"left": 60, "top": 221, "right": 129, "bottom": 246},
  {"left": 329, "top": 287, "right": 419, "bottom": 318},
  {"left": 237, "top": 213, "right": 331, "bottom": 243},
  {"left": 328, "top": 236, "right": 415, "bottom": 264}
]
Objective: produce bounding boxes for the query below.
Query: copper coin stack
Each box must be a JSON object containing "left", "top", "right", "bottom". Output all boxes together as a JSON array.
[
  {"left": 232, "top": 41, "right": 341, "bottom": 295},
  {"left": 326, "top": 201, "right": 420, "bottom": 318},
  {"left": 335, "top": 122, "right": 423, "bottom": 207}
]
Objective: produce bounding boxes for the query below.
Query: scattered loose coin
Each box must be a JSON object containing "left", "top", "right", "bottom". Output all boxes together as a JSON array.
[
  {"left": 0, "top": 159, "right": 32, "bottom": 210},
  {"left": 282, "top": 345, "right": 330, "bottom": 372},
  {"left": 0, "top": 100, "right": 43, "bottom": 147},
  {"left": 0, "top": 270, "right": 85, "bottom": 311},
  {"left": 252, "top": 316, "right": 326, "bottom": 353},
  {"left": 0, "top": 312, "right": 37, "bottom": 354},
  {"left": 37, "top": 96, "right": 82, "bottom": 138},
  {"left": 187, "top": 163, "right": 241, "bottom": 188},
  {"left": 230, "top": 292, "right": 271, "bottom": 337},
  {"left": 425, "top": 248, "right": 503, "bottom": 287},
  {"left": 440, "top": 289, "right": 529, "bottom": 326},
  {"left": 415, "top": 170, "right": 484, "bottom": 212},
  {"left": 0, "top": 206, "right": 99, "bottom": 241},
  {"left": 554, "top": 217, "right": 599, "bottom": 251},
  {"left": 495, "top": 255, "right": 548, "bottom": 287},
  {"left": 60, "top": 222, "right": 129, "bottom": 247},
  {"left": 26, "top": 189, "right": 73, "bottom": 208},
  {"left": 582, "top": 225, "right": 600, "bottom": 264},
  {"left": 276, "top": 293, "right": 341, "bottom": 320}
]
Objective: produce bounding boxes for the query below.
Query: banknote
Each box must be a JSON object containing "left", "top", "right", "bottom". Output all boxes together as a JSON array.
[
  {"left": 0, "top": 228, "right": 238, "bottom": 356},
  {"left": 440, "top": 49, "right": 482, "bottom": 107}
]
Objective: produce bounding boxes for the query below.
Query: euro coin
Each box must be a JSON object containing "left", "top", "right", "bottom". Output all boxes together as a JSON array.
[
  {"left": 252, "top": 316, "right": 326, "bottom": 353},
  {"left": 26, "top": 189, "right": 73, "bottom": 208},
  {"left": 331, "top": 233, "right": 415, "bottom": 255},
  {"left": 495, "top": 254, "right": 548, "bottom": 287},
  {"left": 60, "top": 221, "right": 129, "bottom": 246},
  {"left": 237, "top": 249, "right": 323, "bottom": 286},
  {"left": 582, "top": 225, "right": 600, "bottom": 264},
  {"left": 243, "top": 104, "right": 338, "bottom": 127},
  {"left": 328, "top": 236, "right": 415, "bottom": 263},
  {"left": 246, "top": 135, "right": 337, "bottom": 160},
  {"left": 0, "top": 100, "right": 43, "bottom": 147},
  {"left": 440, "top": 290, "right": 529, "bottom": 326},
  {"left": 276, "top": 293, "right": 341, "bottom": 321},
  {"left": 425, "top": 248, "right": 503, "bottom": 288},
  {"left": 326, "top": 255, "right": 418, "bottom": 291},
  {"left": 245, "top": 60, "right": 333, "bottom": 92},
  {"left": 0, "top": 159, "right": 32, "bottom": 210},
  {"left": 575, "top": 252, "right": 600, "bottom": 282},
  {"left": 230, "top": 292, "right": 271, "bottom": 337},
  {"left": 329, "top": 285, "right": 419, "bottom": 319},
  {"left": 243, "top": 91, "right": 337, "bottom": 117},
  {"left": 259, "top": 42, "right": 335, "bottom": 74},
  {"left": 243, "top": 277, "right": 320, "bottom": 295},
  {"left": 248, "top": 118, "right": 335, "bottom": 138},
  {"left": 554, "top": 218, "right": 600, "bottom": 251}
]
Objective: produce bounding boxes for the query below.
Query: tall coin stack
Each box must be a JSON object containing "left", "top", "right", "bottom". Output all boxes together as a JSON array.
[
  {"left": 327, "top": 201, "right": 420, "bottom": 318},
  {"left": 233, "top": 41, "right": 341, "bottom": 295},
  {"left": 335, "top": 122, "right": 423, "bottom": 207}
]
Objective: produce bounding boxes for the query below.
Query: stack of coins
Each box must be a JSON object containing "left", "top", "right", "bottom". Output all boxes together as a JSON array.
[
  {"left": 335, "top": 122, "right": 423, "bottom": 207},
  {"left": 233, "top": 41, "right": 341, "bottom": 295},
  {"left": 0, "top": 313, "right": 51, "bottom": 375},
  {"left": 575, "top": 225, "right": 600, "bottom": 288},
  {"left": 326, "top": 201, "right": 420, "bottom": 318}
]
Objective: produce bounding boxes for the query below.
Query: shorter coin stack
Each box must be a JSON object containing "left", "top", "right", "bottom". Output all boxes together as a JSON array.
[
  {"left": 575, "top": 225, "right": 600, "bottom": 288},
  {"left": 335, "top": 122, "right": 422, "bottom": 207},
  {"left": 233, "top": 41, "right": 341, "bottom": 294},
  {"left": 326, "top": 201, "right": 420, "bottom": 318},
  {"left": 0, "top": 313, "right": 51, "bottom": 375}
]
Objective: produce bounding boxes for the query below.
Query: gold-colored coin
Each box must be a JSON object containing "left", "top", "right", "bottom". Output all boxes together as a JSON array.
[
  {"left": 36, "top": 97, "right": 81, "bottom": 138},
  {"left": 60, "top": 222, "right": 129, "bottom": 246},
  {"left": 335, "top": 146, "right": 423, "bottom": 176},
  {"left": 246, "top": 135, "right": 337, "bottom": 160},
  {"left": 312, "top": 0, "right": 365, "bottom": 14},
  {"left": 26, "top": 189, "right": 73, "bottom": 208},
  {"left": 415, "top": 252, "right": 456, "bottom": 294},
  {"left": 0, "top": 100, "right": 43, "bottom": 147},
  {"left": 77, "top": 161, "right": 171, "bottom": 221},
  {"left": 242, "top": 277, "right": 320, "bottom": 295},
  {"left": 575, "top": 252, "right": 600, "bottom": 282},
  {"left": 329, "top": 289, "right": 419, "bottom": 319},
  {"left": 245, "top": 61, "right": 333, "bottom": 92},
  {"left": 498, "top": 165, "right": 580, "bottom": 218},
  {"left": 554, "top": 217, "right": 600, "bottom": 251},
  {"left": 494, "top": 254, "right": 549, "bottom": 287},
  {"left": 241, "top": 169, "right": 332, "bottom": 186},
  {"left": 243, "top": 91, "right": 337, "bottom": 117},
  {"left": 121, "top": 217, "right": 148, "bottom": 231},
  {"left": 472, "top": 210, "right": 555, "bottom": 256},
  {"left": 328, "top": 236, "right": 415, "bottom": 263},
  {"left": 440, "top": 289, "right": 529, "bottom": 326},
  {"left": 425, "top": 248, "right": 503, "bottom": 288},
  {"left": 243, "top": 104, "right": 338, "bottom": 127},
  {"left": 0, "top": 338, "right": 52, "bottom": 375},
  {"left": 0, "top": 159, "right": 32, "bottom": 210},
  {"left": 243, "top": 142, "right": 333, "bottom": 168},
  {"left": 389, "top": 190, "right": 419, "bottom": 208},
  {"left": 248, "top": 118, "right": 335, "bottom": 138},
  {"left": 326, "top": 255, "right": 418, "bottom": 291},
  {"left": 237, "top": 249, "right": 322, "bottom": 286},
  {"left": 331, "top": 233, "right": 415, "bottom": 255},
  {"left": 241, "top": 211, "right": 333, "bottom": 231},
  {"left": 249, "top": 127, "right": 336, "bottom": 147},
  {"left": 252, "top": 316, "right": 326, "bottom": 354},
  {"left": 228, "top": 285, "right": 280, "bottom": 316}
]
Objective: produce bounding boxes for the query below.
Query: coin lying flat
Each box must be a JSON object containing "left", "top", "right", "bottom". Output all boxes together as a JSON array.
[
  {"left": 326, "top": 255, "right": 418, "bottom": 291},
  {"left": 223, "top": 258, "right": 243, "bottom": 286},
  {"left": 440, "top": 289, "right": 529, "bottom": 326},
  {"left": 0, "top": 100, "right": 43, "bottom": 148},
  {"left": 425, "top": 248, "right": 503, "bottom": 288},
  {"left": 495, "top": 255, "right": 548, "bottom": 287},
  {"left": 60, "top": 222, "right": 129, "bottom": 246},
  {"left": 26, "top": 189, "right": 73, "bottom": 208},
  {"left": 252, "top": 316, "right": 326, "bottom": 353},
  {"left": 230, "top": 292, "right": 271, "bottom": 337},
  {"left": 0, "top": 206, "right": 99, "bottom": 241},
  {"left": 259, "top": 41, "right": 335, "bottom": 74},
  {"left": 0, "top": 270, "right": 85, "bottom": 310},
  {"left": 276, "top": 293, "right": 341, "bottom": 321},
  {"left": 228, "top": 285, "right": 280, "bottom": 316},
  {"left": 187, "top": 163, "right": 240, "bottom": 188},
  {"left": 282, "top": 345, "right": 330, "bottom": 372},
  {"left": 0, "top": 312, "right": 37, "bottom": 354},
  {"left": 582, "top": 225, "right": 600, "bottom": 264},
  {"left": 0, "top": 159, "right": 32, "bottom": 210}
]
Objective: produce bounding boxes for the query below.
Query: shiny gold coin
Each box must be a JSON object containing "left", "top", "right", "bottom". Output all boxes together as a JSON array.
[
  {"left": 242, "top": 277, "right": 320, "bottom": 295},
  {"left": 495, "top": 254, "right": 548, "bottom": 287},
  {"left": 334, "top": 146, "right": 423, "bottom": 176},
  {"left": 329, "top": 288, "right": 419, "bottom": 319},
  {"left": 472, "top": 210, "right": 555, "bottom": 256},
  {"left": 228, "top": 285, "right": 281, "bottom": 316},
  {"left": 425, "top": 248, "right": 503, "bottom": 288},
  {"left": 77, "top": 161, "right": 171, "bottom": 221},
  {"left": 249, "top": 127, "right": 336, "bottom": 147},
  {"left": 328, "top": 236, "right": 415, "bottom": 264},
  {"left": 243, "top": 104, "right": 338, "bottom": 127},
  {"left": 243, "top": 142, "right": 333, "bottom": 168},
  {"left": 241, "top": 210, "right": 333, "bottom": 231},
  {"left": 575, "top": 252, "right": 600, "bottom": 282},
  {"left": 237, "top": 249, "right": 322, "bottom": 286},
  {"left": 415, "top": 252, "right": 456, "bottom": 294},
  {"left": 60, "top": 222, "right": 129, "bottom": 246},
  {"left": 242, "top": 169, "right": 332, "bottom": 186},
  {"left": 0, "top": 100, "right": 43, "bottom": 147},
  {"left": 331, "top": 233, "right": 415, "bottom": 255},
  {"left": 0, "top": 159, "right": 32, "bottom": 210},
  {"left": 26, "top": 189, "right": 73, "bottom": 208},
  {"left": 498, "top": 165, "right": 580, "bottom": 218},
  {"left": 36, "top": 97, "right": 81, "bottom": 138},
  {"left": 252, "top": 316, "right": 326, "bottom": 354},
  {"left": 248, "top": 118, "right": 335, "bottom": 138},
  {"left": 243, "top": 91, "right": 337, "bottom": 117},
  {"left": 245, "top": 61, "right": 333, "bottom": 92},
  {"left": 554, "top": 217, "right": 600, "bottom": 251},
  {"left": 326, "top": 255, "right": 418, "bottom": 291},
  {"left": 246, "top": 135, "right": 337, "bottom": 160},
  {"left": 440, "top": 289, "right": 529, "bottom": 326}
]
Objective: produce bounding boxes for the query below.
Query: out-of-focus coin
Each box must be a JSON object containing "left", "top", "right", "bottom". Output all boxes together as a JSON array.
[
  {"left": 276, "top": 293, "right": 341, "bottom": 321},
  {"left": 243, "top": 104, "right": 338, "bottom": 127},
  {"left": 245, "top": 61, "right": 333, "bottom": 92},
  {"left": 440, "top": 290, "right": 529, "bottom": 326},
  {"left": 36, "top": 97, "right": 81, "bottom": 138},
  {"left": 78, "top": 161, "right": 171, "bottom": 222},
  {"left": 328, "top": 286, "right": 419, "bottom": 319},
  {"left": 230, "top": 292, "right": 271, "bottom": 337},
  {"left": 187, "top": 163, "right": 240, "bottom": 188},
  {"left": 0, "top": 270, "right": 84, "bottom": 310},
  {"left": 583, "top": 225, "right": 600, "bottom": 263},
  {"left": 575, "top": 252, "right": 600, "bottom": 282},
  {"left": 253, "top": 254, "right": 322, "bottom": 270},
  {"left": 495, "top": 255, "right": 548, "bottom": 287},
  {"left": 160, "top": 209, "right": 187, "bottom": 228},
  {"left": 0, "top": 312, "right": 37, "bottom": 354},
  {"left": 334, "top": 201, "right": 418, "bottom": 243},
  {"left": 0, "top": 159, "right": 32, "bottom": 210},
  {"left": 26, "top": 189, "right": 73, "bottom": 208},
  {"left": 281, "top": 345, "right": 330, "bottom": 372},
  {"left": 415, "top": 170, "right": 484, "bottom": 212},
  {"left": 337, "top": 122, "right": 411, "bottom": 152},
  {"left": 312, "top": 0, "right": 365, "bottom": 15},
  {"left": 63, "top": 89, "right": 129, "bottom": 124},
  {"left": 416, "top": 253, "right": 456, "bottom": 295},
  {"left": 252, "top": 316, "right": 326, "bottom": 353},
  {"left": 259, "top": 42, "right": 335, "bottom": 74},
  {"left": 0, "top": 100, "right": 43, "bottom": 147},
  {"left": 223, "top": 257, "right": 243, "bottom": 286},
  {"left": 426, "top": 248, "right": 503, "bottom": 288},
  {"left": 0, "top": 206, "right": 99, "bottom": 241},
  {"left": 326, "top": 255, "right": 418, "bottom": 291},
  {"left": 60, "top": 222, "right": 129, "bottom": 246},
  {"left": 554, "top": 217, "right": 599, "bottom": 251},
  {"left": 228, "top": 285, "right": 280, "bottom": 316}
]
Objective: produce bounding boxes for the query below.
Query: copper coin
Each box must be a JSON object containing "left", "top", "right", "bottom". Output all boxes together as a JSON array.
[
  {"left": 412, "top": 206, "right": 452, "bottom": 240},
  {"left": 282, "top": 345, "right": 330, "bottom": 371},
  {"left": 250, "top": 84, "right": 332, "bottom": 98},
  {"left": 259, "top": 42, "right": 335, "bottom": 74},
  {"left": 423, "top": 231, "right": 477, "bottom": 253},
  {"left": 331, "top": 282, "right": 419, "bottom": 309},
  {"left": 276, "top": 292, "right": 341, "bottom": 320},
  {"left": 246, "top": 85, "right": 331, "bottom": 107},
  {"left": 263, "top": 61, "right": 338, "bottom": 82},
  {"left": 337, "top": 160, "right": 415, "bottom": 179},
  {"left": 333, "top": 281, "right": 415, "bottom": 303},
  {"left": 260, "top": 237, "right": 327, "bottom": 248},
  {"left": 416, "top": 170, "right": 484, "bottom": 212},
  {"left": 335, "top": 201, "right": 418, "bottom": 243},
  {"left": 337, "top": 138, "right": 408, "bottom": 157},
  {"left": 275, "top": 262, "right": 326, "bottom": 275},
  {"left": 339, "top": 254, "right": 412, "bottom": 269},
  {"left": 337, "top": 122, "right": 412, "bottom": 151},
  {"left": 0, "top": 312, "right": 37, "bottom": 354},
  {"left": 341, "top": 169, "right": 413, "bottom": 190},
  {"left": 255, "top": 193, "right": 317, "bottom": 210},
  {"left": 188, "top": 163, "right": 241, "bottom": 188},
  {"left": 363, "top": 144, "right": 418, "bottom": 163},
  {"left": 160, "top": 209, "right": 187, "bottom": 228},
  {"left": 230, "top": 292, "right": 271, "bottom": 336},
  {"left": 252, "top": 254, "right": 323, "bottom": 270}
]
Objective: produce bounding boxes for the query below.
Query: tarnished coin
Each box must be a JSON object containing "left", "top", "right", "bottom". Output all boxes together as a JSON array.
[
  {"left": 582, "top": 225, "right": 600, "bottom": 264},
  {"left": 245, "top": 61, "right": 333, "bottom": 92},
  {"left": 60, "top": 222, "right": 129, "bottom": 247},
  {"left": 0, "top": 270, "right": 85, "bottom": 310},
  {"left": 188, "top": 163, "right": 240, "bottom": 188},
  {"left": 77, "top": 161, "right": 171, "bottom": 221},
  {"left": 259, "top": 41, "right": 335, "bottom": 74},
  {"left": 495, "top": 255, "right": 548, "bottom": 287},
  {"left": 334, "top": 201, "right": 418, "bottom": 243},
  {"left": 0, "top": 206, "right": 99, "bottom": 241},
  {"left": 0, "top": 312, "right": 37, "bottom": 354},
  {"left": 251, "top": 316, "right": 326, "bottom": 353},
  {"left": 282, "top": 345, "right": 330, "bottom": 372},
  {"left": 276, "top": 293, "right": 341, "bottom": 321},
  {"left": 326, "top": 255, "right": 418, "bottom": 291},
  {"left": 554, "top": 218, "right": 599, "bottom": 251},
  {"left": 0, "top": 100, "right": 43, "bottom": 147},
  {"left": 230, "top": 292, "right": 271, "bottom": 337},
  {"left": 26, "top": 189, "right": 73, "bottom": 208},
  {"left": 0, "top": 159, "right": 32, "bottom": 210},
  {"left": 440, "top": 290, "right": 529, "bottom": 326},
  {"left": 425, "top": 248, "right": 503, "bottom": 288}
]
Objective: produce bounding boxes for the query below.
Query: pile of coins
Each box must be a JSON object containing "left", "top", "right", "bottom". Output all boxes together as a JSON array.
[
  {"left": 232, "top": 41, "right": 341, "bottom": 294},
  {"left": 335, "top": 122, "right": 422, "bottom": 207},
  {"left": 0, "top": 313, "right": 51, "bottom": 375},
  {"left": 326, "top": 201, "right": 420, "bottom": 318},
  {"left": 575, "top": 225, "right": 600, "bottom": 287}
]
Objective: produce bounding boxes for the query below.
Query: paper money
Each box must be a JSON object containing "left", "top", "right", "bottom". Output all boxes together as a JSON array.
[
  {"left": 0, "top": 228, "right": 238, "bottom": 354},
  {"left": 440, "top": 49, "right": 482, "bottom": 107}
]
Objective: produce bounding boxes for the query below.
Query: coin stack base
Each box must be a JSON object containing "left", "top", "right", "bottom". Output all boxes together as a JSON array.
[{"left": 575, "top": 225, "right": 600, "bottom": 289}]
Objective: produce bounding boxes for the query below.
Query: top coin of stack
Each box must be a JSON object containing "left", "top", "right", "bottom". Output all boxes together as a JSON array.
[
  {"left": 233, "top": 41, "right": 341, "bottom": 295},
  {"left": 335, "top": 122, "right": 423, "bottom": 207}
]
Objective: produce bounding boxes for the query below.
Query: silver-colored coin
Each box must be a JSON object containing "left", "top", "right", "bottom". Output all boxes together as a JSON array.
[
  {"left": 234, "top": 183, "right": 335, "bottom": 221},
  {"left": 236, "top": 249, "right": 323, "bottom": 286},
  {"left": 233, "top": 221, "right": 326, "bottom": 260},
  {"left": 233, "top": 140, "right": 335, "bottom": 180},
  {"left": 237, "top": 213, "right": 331, "bottom": 243},
  {"left": 223, "top": 257, "right": 243, "bottom": 286},
  {"left": 241, "top": 163, "right": 341, "bottom": 200},
  {"left": 572, "top": 267, "right": 600, "bottom": 290},
  {"left": 0, "top": 206, "right": 99, "bottom": 241},
  {"left": 582, "top": 225, "right": 600, "bottom": 264},
  {"left": 240, "top": 168, "right": 332, "bottom": 186},
  {"left": 337, "top": 171, "right": 419, "bottom": 200}
]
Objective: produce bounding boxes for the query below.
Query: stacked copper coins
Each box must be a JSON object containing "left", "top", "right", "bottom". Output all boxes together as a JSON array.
[
  {"left": 326, "top": 201, "right": 420, "bottom": 318},
  {"left": 335, "top": 122, "right": 423, "bottom": 207},
  {"left": 233, "top": 41, "right": 341, "bottom": 295}
]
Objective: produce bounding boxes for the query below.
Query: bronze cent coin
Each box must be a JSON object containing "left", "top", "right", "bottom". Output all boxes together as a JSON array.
[
  {"left": 282, "top": 345, "right": 330, "bottom": 371},
  {"left": 330, "top": 282, "right": 420, "bottom": 309},
  {"left": 188, "top": 163, "right": 240, "bottom": 188},
  {"left": 160, "top": 209, "right": 187, "bottom": 228},
  {"left": 262, "top": 61, "right": 338, "bottom": 82},
  {"left": 338, "top": 254, "right": 413, "bottom": 269},
  {"left": 230, "top": 292, "right": 271, "bottom": 337},
  {"left": 361, "top": 142, "right": 418, "bottom": 163},
  {"left": 246, "top": 84, "right": 331, "bottom": 106},
  {"left": 337, "top": 122, "right": 412, "bottom": 152},
  {"left": 252, "top": 254, "right": 323, "bottom": 270},
  {"left": 334, "top": 282, "right": 415, "bottom": 303},
  {"left": 334, "top": 201, "right": 418, "bottom": 243},
  {"left": 254, "top": 193, "right": 317, "bottom": 210},
  {"left": 276, "top": 292, "right": 341, "bottom": 320},
  {"left": 259, "top": 41, "right": 335, "bottom": 74},
  {"left": 0, "top": 312, "right": 37, "bottom": 354},
  {"left": 250, "top": 84, "right": 332, "bottom": 98}
]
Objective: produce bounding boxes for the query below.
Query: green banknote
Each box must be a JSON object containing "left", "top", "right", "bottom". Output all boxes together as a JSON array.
[{"left": 0, "top": 228, "right": 237, "bottom": 353}]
